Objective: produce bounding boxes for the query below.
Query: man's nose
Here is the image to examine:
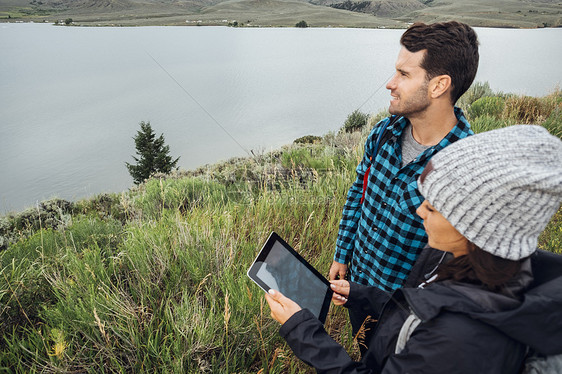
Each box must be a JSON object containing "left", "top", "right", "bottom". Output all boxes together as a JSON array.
[{"left": 386, "top": 74, "right": 397, "bottom": 90}]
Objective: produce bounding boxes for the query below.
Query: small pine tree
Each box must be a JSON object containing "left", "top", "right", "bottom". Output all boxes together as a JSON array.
[{"left": 126, "top": 121, "right": 180, "bottom": 185}]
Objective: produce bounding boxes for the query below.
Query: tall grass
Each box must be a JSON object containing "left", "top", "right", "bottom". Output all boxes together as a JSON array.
[
  {"left": 0, "top": 168, "right": 357, "bottom": 372},
  {"left": 1, "top": 84, "right": 560, "bottom": 373}
]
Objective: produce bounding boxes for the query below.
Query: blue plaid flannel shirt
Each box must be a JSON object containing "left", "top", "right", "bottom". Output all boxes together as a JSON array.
[{"left": 335, "top": 108, "right": 473, "bottom": 291}]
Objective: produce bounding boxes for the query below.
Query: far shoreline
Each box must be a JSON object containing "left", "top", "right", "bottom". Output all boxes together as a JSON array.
[{"left": 2, "top": 20, "right": 561, "bottom": 30}]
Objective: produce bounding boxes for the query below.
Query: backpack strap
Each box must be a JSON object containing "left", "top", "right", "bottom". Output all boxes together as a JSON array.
[
  {"left": 395, "top": 310, "right": 422, "bottom": 354},
  {"left": 360, "top": 115, "right": 401, "bottom": 204}
]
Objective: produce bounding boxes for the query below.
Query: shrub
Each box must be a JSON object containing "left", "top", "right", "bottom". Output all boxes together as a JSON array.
[
  {"left": 294, "top": 135, "right": 322, "bottom": 144},
  {"left": 73, "top": 193, "right": 128, "bottom": 223},
  {"left": 280, "top": 145, "right": 357, "bottom": 176},
  {"left": 503, "top": 95, "right": 554, "bottom": 123},
  {"left": 468, "top": 114, "right": 512, "bottom": 134},
  {"left": 131, "top": 177, "right": 228, "bottom": 219},
  {"left": 0, "top": 198, "right": 73, "bottom": 250},
  {"left": 281, "top": 147, "right": 317, "bottom": 169},
  {"left": 468, "top": 96, "right": 506, "bottom": 119},
  {"left": 341, "top": 109, "right": 369, "bottom": 133},
  {"left": 295, "top": 20, "right": 308, "bottom": 28},
  {"left": 542, "top": 106, "right": 562, "bottom": 139},
  {"left": 457, "top": 81, "right": 495, "bottom": 111}
]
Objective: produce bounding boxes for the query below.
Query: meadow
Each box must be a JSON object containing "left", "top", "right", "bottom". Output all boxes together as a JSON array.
[{"left": 1, "top": 82, "right": 561, "bottom": 373}]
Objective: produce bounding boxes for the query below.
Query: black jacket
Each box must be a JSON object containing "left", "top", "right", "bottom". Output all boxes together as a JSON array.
[{"left": 279, "top": 249, "right": 562, "bottom": 374}]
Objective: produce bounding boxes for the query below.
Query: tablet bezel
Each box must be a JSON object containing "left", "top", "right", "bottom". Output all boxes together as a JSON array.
[{"left": 247, "top": 231, "right": 332, "bottom": 324}]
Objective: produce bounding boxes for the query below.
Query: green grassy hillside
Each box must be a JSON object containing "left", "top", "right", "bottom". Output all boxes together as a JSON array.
[
  {"left": 1, "top": 84, "right": 561, "bottom": 372},
  {"left": 0, "top": 0, "right": 560, "bottom": 27}
]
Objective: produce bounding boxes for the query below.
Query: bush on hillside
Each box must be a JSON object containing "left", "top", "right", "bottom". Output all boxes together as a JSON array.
[
  {"left": 341, "top": 109, "right": 369, "bottom": 133},
  {"left": 73, "top": 193, "right": 128, "bottom": 223},
  {"left": 294, "top": 135, "right": 322, "bottom": 144},
  {"left": 295, "top": 20, "right": 308, "bottom": 28},
  {"left": 504, "top": 95, "right": 559, "bottom": 124},
  {"left": 131, "top": 177, "right": 229, "bottom": 219},
  {"left": 280, "top": 144, "right": 355, "bottom": 173},
  {"left": 542, "top": 106, "right": 562, "bottom": 139},
  {"left": 0, "top": 198, "right": 73, "bottom": 250},
  {"left": 457, "top": 81, "right": 495, "bottom": 111},
  {"left": 468, "top": 96, "right": 506, "bottom": 119},
  {"left": 469, "top": 114, "right": 512, "bottom": 134}
]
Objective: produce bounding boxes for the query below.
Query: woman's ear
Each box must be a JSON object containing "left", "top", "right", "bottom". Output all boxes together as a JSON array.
[{"left": 429, "top": 75, "right": 452, "bottom": 100}]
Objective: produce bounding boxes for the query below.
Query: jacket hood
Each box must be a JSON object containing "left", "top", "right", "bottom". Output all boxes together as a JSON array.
[{"left": 401, "top": 252, "right": 562, "bottom": 355}]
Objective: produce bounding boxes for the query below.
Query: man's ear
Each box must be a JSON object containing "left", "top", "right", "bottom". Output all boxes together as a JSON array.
[{"left": 429, "top": 75, "right": 452, "bottom": 99}]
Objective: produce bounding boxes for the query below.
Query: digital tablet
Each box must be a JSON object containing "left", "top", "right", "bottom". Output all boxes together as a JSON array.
[{"left": 247, "top": 232, "right": 332, "bottom": 323}]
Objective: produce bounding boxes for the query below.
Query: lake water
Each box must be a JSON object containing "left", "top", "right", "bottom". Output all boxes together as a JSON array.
[{"left": 1, "top": 23, "right": 561, "bottom": 213}]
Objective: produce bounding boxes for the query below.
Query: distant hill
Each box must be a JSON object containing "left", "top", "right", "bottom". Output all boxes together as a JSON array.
[
  {"left": 327, "top": 0, "right": 426, "bottom": 18},
  {"left": 1, "top": 0, "right": 560, "bottom": 27}
]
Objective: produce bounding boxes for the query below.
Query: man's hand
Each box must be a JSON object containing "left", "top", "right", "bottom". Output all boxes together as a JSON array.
[
  {"left": 330, "top": 279, "right": 350, "bottom": 306},
  {"left": 329, "top": 261, "right": 348, "bottom": 281},
  {"left": 264, "top": 289, "right": 302, "bottom": 325}
]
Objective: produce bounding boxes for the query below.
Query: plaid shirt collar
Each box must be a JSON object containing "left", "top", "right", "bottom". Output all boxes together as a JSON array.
[{"left": 387, "top": 107, "right": 473, "bottom": 162}]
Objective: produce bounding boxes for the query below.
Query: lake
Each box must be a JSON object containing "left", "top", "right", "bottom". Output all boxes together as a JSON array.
[{"left": 1, "top": 23, "right": 561, "bottom": 213}]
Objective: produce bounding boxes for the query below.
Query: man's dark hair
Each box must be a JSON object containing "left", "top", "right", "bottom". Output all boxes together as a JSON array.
[{"left": 400, "top": 21, "right": 479, "bottom": 104}]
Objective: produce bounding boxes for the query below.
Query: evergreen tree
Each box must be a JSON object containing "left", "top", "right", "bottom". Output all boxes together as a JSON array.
[{"left": 126, "top": 121, "right": 180, "bottom": 185}]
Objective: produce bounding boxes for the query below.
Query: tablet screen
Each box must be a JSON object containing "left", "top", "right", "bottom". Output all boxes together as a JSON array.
[{"left": 247, "top": 232, "right": 332, "bottom": 323}]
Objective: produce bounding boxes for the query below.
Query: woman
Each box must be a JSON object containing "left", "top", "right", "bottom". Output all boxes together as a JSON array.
[{"left": 265, "top": 125, "right": 562, "bottom": 373}]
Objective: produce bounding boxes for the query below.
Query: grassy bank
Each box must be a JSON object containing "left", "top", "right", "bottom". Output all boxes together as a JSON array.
[{"left": 1, "top": 83, "right": 561, "bottom": 373}]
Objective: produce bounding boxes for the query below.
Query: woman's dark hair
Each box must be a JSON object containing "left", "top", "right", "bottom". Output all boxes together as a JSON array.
[
  {"left": 437, "top": 242, "right": 522, "bottom": 292},
  {"left": 400, "top": 21, "right": 479, "bottom": 104}
]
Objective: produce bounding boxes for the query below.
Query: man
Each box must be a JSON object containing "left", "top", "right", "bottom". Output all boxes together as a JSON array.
[{"left": 329, "top": 21, "right": 479, "bottom": 334}]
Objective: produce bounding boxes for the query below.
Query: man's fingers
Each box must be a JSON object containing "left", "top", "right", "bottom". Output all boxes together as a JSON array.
[
  {"left": 329, "top": 261, "right": 347, "bottom": 281},
  {"left": 329, "top": 265, "right": 338, "bottom": 281}
]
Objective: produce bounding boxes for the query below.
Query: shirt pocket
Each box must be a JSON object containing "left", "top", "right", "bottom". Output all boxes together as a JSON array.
[{"left": 398, "top": 179, "right": 424, "bottom": 215}]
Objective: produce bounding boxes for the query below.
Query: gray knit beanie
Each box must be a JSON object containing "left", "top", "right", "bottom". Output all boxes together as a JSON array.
[{"left": 418, "top": 125, "right": 562, "bottom": 260}]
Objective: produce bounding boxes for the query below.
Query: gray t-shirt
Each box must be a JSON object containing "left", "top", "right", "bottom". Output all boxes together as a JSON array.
[{"left": 401, "top": 124, "right": 430, "bottom": 167}]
